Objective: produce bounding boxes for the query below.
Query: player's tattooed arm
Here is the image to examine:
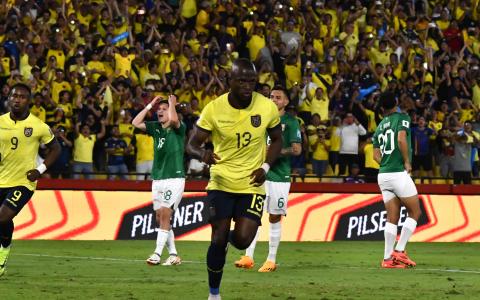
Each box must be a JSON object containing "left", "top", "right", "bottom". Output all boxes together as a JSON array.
[
  {"left": 280, "top": 142, "right": 301, "bottom": 156},
  {"left": 186, "top": 126, "right": 220, "bottom": 165}
]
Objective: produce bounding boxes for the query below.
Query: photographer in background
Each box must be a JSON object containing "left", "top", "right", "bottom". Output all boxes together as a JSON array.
[{"left": 309, "top": 123, "right": 330, "bottom": 179}]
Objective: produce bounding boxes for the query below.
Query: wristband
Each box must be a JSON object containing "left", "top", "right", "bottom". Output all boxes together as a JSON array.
[
  {"left": 36, "top": 163, "right": 47, "bottom": 174},
  {"left": 261, "top": 163, "right": 270, "bottom": 174},
  {"left": 146, "top": 103, "right": 153, "bottom": 110}
]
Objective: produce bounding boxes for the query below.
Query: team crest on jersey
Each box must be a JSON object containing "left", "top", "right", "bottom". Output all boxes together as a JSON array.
[
  {"left": 251, "top": 115, "right": 261, "bottom": 127},
  {"left": 24, "top": 127, "right": 33, "bottom": 137}
]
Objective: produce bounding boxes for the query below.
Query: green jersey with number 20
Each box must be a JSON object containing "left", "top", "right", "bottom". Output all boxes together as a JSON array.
[{"left": 372, "top": 112, "right": 412, "bottom": 173}]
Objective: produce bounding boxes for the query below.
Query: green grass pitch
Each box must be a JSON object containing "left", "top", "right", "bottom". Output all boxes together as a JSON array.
[{"left": 1, "top": 241, "right": 479, "bottom": 299}]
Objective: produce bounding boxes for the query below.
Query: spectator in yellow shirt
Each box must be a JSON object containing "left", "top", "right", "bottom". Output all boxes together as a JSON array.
[
  {"left": 361, "top": 135, "right": 379, "bottom": 183},
  {"left": 50, "top": 69, "right": 72, "bottom": 104},
  {"left": 30, "top": 93, "right": 46, "bottom": 122},
  {"left": 309, "top": 125, "right": 330, "bottom": 179},
  {"left": 195, "top": 1, "right": 212, "bottom": 34},
  {"left": 112, "top": 46, "right": 136, "bottom": 79},
  {"left": 132, "top": 129, "right": 154, "bottom": 180}
]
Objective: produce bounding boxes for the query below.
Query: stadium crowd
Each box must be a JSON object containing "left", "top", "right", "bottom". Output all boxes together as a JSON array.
[{"left": 1, "top": 0, "right": 480, "bottom": 183}]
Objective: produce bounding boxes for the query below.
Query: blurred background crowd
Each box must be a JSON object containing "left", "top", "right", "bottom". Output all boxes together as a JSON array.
[{"left": 1, "top": 0, "right": 480, "bottom": 183}]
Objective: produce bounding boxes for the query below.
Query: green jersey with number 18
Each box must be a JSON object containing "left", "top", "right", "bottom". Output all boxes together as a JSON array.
[
  {"left": 145, "top": 121, "right": 186, "bottom": 180},
  {"left": 267, "top": 113, "right": 302, "bottom": 182},
  {"left": 372, "top": 112, "right": 412, "bottom": 173}
]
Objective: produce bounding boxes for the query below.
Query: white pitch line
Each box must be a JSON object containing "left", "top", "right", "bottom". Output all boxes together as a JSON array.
[
  {"left": 14, "top": 253, "right": 480, "bottom": 274},
  {"left": 15, "top": 253, "right": 203, "bottom": 264}
]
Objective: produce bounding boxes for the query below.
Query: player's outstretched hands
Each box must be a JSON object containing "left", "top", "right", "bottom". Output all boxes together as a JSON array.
[
  {"left": 250, "top": 168, "right": 267, "bottom": 187},
  {"left": 26, "top": 169, "right": 41, "bottom": 182},
  {"left": 202, "top": 149, "right": 220, "bottom": 165},
  {"left": 404, "top": 162, "right": 412, "bottom": 174}
]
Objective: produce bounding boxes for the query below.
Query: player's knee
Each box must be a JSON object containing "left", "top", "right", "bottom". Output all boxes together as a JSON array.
[
  {"left": 0, "top": 214, "right": 12, "bottom": 224},
  {"left": 233, "top": 239, "right": 251, "bottom": 250},
  {"left": 269, "top": 214, "right": 281, "bottom": 223},
  {"left": 386, "top": 214, "right": 400, "bottom": 224},
  {"left": 230, "top": 232, "right": 254, "bottom": 250}
]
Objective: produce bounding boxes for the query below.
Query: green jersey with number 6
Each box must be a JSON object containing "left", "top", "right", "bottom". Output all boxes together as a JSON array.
[
  {"left": 267, "top": 114, "right": 302, "bottom": 182},
  {"left": 372, "top": 112, "right": 412, "bottom": 173},
  {"left": 145, "top": 121, "right": 186, "bottom": 180}
]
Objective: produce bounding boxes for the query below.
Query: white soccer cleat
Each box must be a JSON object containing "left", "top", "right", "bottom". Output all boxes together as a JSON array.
[
  {"left": 162, "top": 255, "right": 182, "bottom": 266},
  {"left": 146, "top": 253, "right": 161, "bottom": 266},
  {"left": 208, "top": 294, "right": 221, "bottom": 300}
]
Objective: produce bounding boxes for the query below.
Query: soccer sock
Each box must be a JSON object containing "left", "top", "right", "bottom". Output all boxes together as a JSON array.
[
  {"left": 166, "top": 229, "right": 177, "bottom": 256},
  {"left": 0, "top": 220, "right": 14, "bottom": 248},
  {"left": 154, "top": 229, "right": 169, "bottom": 255},
  {"left": 395, "top": 217, "right": 417, "bottom": 252},
  {"left": 207, "top": 243, "right": 226, "bottom": 295},
  {"left": 267, "top": 222, "right": 281, "bottom": 263},
  {"left": 384, "top": 222, "right": 397, "bottom": 260},
  {"left": 245, "top": 228, "right": 260, "bottom": 259}
]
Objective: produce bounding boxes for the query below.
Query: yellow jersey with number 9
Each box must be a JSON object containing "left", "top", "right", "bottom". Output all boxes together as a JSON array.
[
  {"left": 0, "top": 113, "right": 54, "bottom": 191},
  {"left": 197, "top": 92, "right": 280, "bottom": 194}
]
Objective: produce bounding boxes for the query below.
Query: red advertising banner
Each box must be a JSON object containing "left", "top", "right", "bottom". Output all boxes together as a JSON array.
[{"left": 13, "top": 190, "right": 480, "bottom": 242}]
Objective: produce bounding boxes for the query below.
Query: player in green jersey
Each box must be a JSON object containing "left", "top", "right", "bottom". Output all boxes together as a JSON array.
[
  {"left": 132, "top": 95, "right": 185, "bottom": 266},
  {"left": 372, "top": 92, "right": 422, "bottom": 269},
  {"left": 235, "top": 86, "right": 301, "bottom": 272}
]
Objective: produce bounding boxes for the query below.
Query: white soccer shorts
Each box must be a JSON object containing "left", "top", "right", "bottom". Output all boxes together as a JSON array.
[
  {"left": 152, "top": 178, "right": 185, "bottom": 210},
  {"left": 377, "top": 171, "right": 418, "bottom": 202},
  {"left": 265, "top": 181, "right": 290, "bottom": 215}
]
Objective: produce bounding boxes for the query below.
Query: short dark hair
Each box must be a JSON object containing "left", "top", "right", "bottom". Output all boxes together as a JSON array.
[
  {"left": 158, "top": 100, "right": 169, "bottom": 106},
  {"left": 380, "top": 92, "right": 397, "bottom": 110},
  {"left": 10, "top": 83, "right": 32, "bottom": 99},
  {"left": 272, "top": 84, "right": 287, "bottom": 94}
]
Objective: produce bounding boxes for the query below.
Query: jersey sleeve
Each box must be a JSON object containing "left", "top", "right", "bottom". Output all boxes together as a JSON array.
[
  {"left": 398, "top": 114, "right": 411, "bottom": 132},
  {"left": 196, "top": 102, "right": 214, "bottom": 132},
  {"left": 145, "top": 121, "right": 155, "bottom": 136},
  {"left": 288, "top": 118, "right": 302, "bottom": 144},
  {"left": 176, "top": 121, "right": 187, "bottom": 137},
  {"left": 267, "top": 102, "right": 280, "bottom": 129},
  {"left": 40, "top": 123, "right": 55, "bottom": 145}
]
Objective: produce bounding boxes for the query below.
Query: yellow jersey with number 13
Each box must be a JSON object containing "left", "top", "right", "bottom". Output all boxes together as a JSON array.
[
  {"left": 0, "top": 113, "right": 54, "bottom": 191},
  {"left": 196, "top": 92, "right": 280, "bottom": 194}
]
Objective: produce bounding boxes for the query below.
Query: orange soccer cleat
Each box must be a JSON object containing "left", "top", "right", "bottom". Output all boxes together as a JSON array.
[
  {"left": 381, "top": 258, "right": 406, "bottom": 269},
  {"left": 392, "top": 250, "right": 416, "bottom": 267},
  {"left": 234, "top": 256, "right": 254, "bottom": 269},
  {"left": 258, "top": 260, "right": 277, "bottom": 272}
]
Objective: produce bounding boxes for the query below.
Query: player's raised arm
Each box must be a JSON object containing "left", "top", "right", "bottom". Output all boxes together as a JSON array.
[
  {"left": 26, "top": 138, "right": 61, "bottom": 182},
  {"left": 132, "top": 96, "right": 161, "bottom": 131},
  {"left": 250, "top": 124, "right": 283, "bottom": 186},
  {"left": 165, "top": 94, "right": 180, "bottom": 129},
  {"left": 186, "top": 126, "right": 219, "bottom": 165}
]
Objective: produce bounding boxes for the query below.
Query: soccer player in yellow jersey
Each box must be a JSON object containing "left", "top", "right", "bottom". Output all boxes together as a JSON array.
[
  {"left": 0, "top": 83, "right": 60, "bottom": 277},
  {"left": 187, "top": 59, "right": 283, "bottom": 300}
]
